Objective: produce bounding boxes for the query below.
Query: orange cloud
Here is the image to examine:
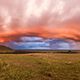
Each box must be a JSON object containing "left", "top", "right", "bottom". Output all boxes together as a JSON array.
[{"left": 0, "top": 0, "right": 80, "bottom": 42}]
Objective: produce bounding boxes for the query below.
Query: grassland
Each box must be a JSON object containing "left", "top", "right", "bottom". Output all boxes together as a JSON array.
[{"left": 0, "top": 53, "right": 80, "bottom": 80}]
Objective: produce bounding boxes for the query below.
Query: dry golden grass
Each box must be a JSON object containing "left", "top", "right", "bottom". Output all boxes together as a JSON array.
[{"left": 0, "top": 53, "right": 80, "bottom": 80}]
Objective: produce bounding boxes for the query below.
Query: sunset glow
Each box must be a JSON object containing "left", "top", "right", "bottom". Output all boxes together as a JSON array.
[
  {"left": 0, "top": 39, "right": 5, "bottom": 43},
  {"left": 0, "top": 0, "right": 80, "bottom": 42}
]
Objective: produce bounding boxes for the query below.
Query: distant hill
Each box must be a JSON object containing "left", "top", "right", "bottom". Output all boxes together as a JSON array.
[{"left": 0, "top": 45, "right": 13, "bottom": 52}]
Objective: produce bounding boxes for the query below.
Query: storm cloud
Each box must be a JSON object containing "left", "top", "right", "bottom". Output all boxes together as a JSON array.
[{"left": 0, "top": 0, "right": 80, "bottom": 42}]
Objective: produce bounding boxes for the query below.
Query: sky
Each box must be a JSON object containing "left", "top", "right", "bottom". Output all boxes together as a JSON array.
[
  {"left": 0, "top": 36, "right": 79, "bottom": 50},
  {"left": 0, "top": 0, "right": 80, "bottom": 50}
]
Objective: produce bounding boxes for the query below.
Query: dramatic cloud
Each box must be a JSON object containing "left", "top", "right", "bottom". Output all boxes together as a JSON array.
[{"left": 0, "top": 0, "right": 80, "bottom": 42}]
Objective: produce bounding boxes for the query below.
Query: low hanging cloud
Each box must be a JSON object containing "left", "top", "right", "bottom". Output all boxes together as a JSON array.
[{"left": 0, "top": 0, "right": 80, "bottom": 42}]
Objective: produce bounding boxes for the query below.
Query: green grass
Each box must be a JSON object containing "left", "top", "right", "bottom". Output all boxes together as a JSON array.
[{"left": 0, "top": 53, "right": 80, "bottom": 80}]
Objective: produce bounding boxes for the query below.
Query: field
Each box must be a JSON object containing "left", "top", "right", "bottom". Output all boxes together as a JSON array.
[{"left": 0, "top": 53, "right": 80, "bottom": 80}]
